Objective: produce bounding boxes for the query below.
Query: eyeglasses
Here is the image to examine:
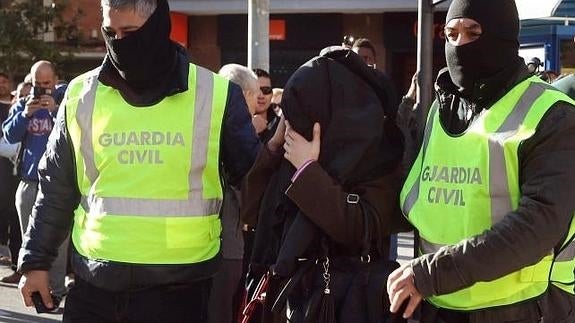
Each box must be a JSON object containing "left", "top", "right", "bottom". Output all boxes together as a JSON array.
[{"left": 260, "top": 86, "right": 273, "bottom": 95}]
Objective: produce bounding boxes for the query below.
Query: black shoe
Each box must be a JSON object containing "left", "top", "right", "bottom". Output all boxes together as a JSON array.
[
  {"left": 0, "top": 271, "right": 22, "bottom": 284},
  {"left": 0, "top": 256, "right": 11, "bottom": 267}
]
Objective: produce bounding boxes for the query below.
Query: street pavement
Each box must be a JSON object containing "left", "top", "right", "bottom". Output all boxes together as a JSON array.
[{"left": 0, "top": 232, "right": 416, "bottom": 322}]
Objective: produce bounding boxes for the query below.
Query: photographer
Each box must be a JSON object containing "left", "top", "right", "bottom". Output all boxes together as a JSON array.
[{"left": 1, "top": 61, "right": 68, "bottom": 302}]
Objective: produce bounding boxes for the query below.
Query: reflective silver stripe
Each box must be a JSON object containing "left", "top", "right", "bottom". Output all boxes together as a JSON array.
[
  {"left": 497, "top": 83, "right": 546, "bottom": 133},
  {"left": 76, "top": 66, "right": 223, "bottom": 217},
  {"left": 80, "top": 195, "right": 221, "bottom": 217},
  {"left": 489, "top": 84, "right": 546, "bottom": 224},
  {"left": 189, "top": 67, "right": 214, "bottom": 200},
  {"left": 76, "top": 73, "right": 100, "bottom": 184},
  {"left": 556, "top": 240, "right": 575, "bottom": 262},
  {"left": 402, "top": 102, "right": 439, "bottom": 215},
  {"left": 487, "top": 139, "right": 512, "bottom": 223},
  {"left": 419, "top": 238, "right": 446, "bottom": 254}
]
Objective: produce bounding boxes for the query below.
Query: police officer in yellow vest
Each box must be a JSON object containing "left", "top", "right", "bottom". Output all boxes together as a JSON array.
[
  {"left": 387, "top": 0, "right": 575, "bottom": 322},
  {"left": 17, "top": 0, "right": 263, "bottom": 321}
]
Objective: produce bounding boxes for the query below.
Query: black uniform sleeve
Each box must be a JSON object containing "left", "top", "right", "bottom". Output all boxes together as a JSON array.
[
  {"left": 411, "top": 102, "right": 575, "bottom": 297},
  {"left": 396, "top": 96, "right": 421, "bottom": 174},
  {"left": 18, "top": 97, "right": 80, "bottom": 273},
  {"left": 221, "top": 83, "right": 261, "bottom": 186}
]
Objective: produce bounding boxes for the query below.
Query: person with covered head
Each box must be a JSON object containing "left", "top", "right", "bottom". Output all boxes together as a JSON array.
[
  {"left": 17, "top": 0, "right": 260, "bottom": 321},
  {"left": 240, "top": 46, "right": 409, "bottom": 322},
  {"left": 387, "top": 0, "right": 575, "bottom": 322}
]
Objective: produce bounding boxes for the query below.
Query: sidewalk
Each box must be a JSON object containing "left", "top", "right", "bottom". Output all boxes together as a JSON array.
[{"left": 0, "top": 266, "right": 63, "bottom": 323}]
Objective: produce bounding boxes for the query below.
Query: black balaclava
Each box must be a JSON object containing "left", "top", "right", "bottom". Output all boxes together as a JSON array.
[
  {"left": 445, "top": 0, "right": 520, "bottom": 99},
  {"left": 102, "top": 0, "right": 176, "bottom": 90}
]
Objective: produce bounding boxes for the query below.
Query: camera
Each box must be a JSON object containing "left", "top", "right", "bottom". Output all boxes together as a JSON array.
[
  {"left": 31, "top": 86, "right": 52, "bottom": 99},
  {"left": 342, "top": 35, "right": 355, "bottom": 48},
  {"left": 527, "top": 57, "right": 543, "bottom": 74},
  {"left": 31, "top": 291, "right": 61, "bottom": 314}
]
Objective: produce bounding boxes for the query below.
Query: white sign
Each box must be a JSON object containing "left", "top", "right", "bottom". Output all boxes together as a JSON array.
[
  {"left": 516, "top": 0, "right": 562, "bottom": 20},
  {"left": 519, "top": 46, "right": 546, "bottom": 70}
]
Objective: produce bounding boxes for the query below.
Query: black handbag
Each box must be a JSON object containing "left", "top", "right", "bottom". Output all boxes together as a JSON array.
[{"left": 271, "top": 195, "right": 407, "bottom": 323}]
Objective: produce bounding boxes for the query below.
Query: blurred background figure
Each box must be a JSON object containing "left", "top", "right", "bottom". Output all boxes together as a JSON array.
[
  {"left": 538, "top": 70, "right": 559, "bottom": 83},
  {"left": 11, "top": 82, "right": 32, "bottom": 104},
  {"left": 209, "top": 63, "right": 260, "bottom": 323},
  {"left": 0, "top": 73, "right": 11, "bottom": 106},
  {"left": 342, "top": 34, "right": 355, "bottom": 49},
  {"left": 526, "top": 57, "right": 543, "bottom": 75},
  {"left": 352, "top": 38, "right": 377, "bottom": 68},
  {"left": 0, "top": 72, "right": 16, "bottom": 273},
  {"left": 2, "top": 61, "right": 68, "bottom": 293},
  {"left": 219, "top": 64, "right": 260, "bottom": 115},
  {"left": 271, "top": 88, "right": 283, "bottom": 116},
  {"left": 253, "top": 69, "right": 281, "bottom": 143}
]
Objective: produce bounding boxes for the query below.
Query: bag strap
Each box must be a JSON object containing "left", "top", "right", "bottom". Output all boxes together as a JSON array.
[
  {"left": 347, "top": 193, "right": 373, "bottom": 262},
  {"left": 271, "top": 259, "right": 314, "bottom": 314},
  {"left": 360, "top": 200, "right": 372, "bottom": 262}
]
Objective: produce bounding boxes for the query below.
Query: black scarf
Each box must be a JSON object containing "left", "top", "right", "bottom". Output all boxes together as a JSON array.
[
  {"left": 102, "top": 0, "right": 176, "bottom": 91},
  {"left": 445, "top": 0, "right": 520, "bottom": 103},
  {"left": 436, "top": 61, "right": 531, "bottom": 135}
]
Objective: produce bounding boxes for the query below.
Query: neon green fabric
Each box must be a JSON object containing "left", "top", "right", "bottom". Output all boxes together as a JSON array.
[
  {"left": 66, "top": 64, "right": 228, "bottom": 264},
  {"left": 400, "top": 77, "right": 575, "bottom": 310}
]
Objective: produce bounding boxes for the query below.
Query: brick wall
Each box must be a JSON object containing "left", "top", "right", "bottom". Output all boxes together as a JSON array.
[
  {"left": 187, "top": 16, "right": 221, "bottom": 72},
  {"left": 60, "top": 0, "right": 103, "bottom": 42}
]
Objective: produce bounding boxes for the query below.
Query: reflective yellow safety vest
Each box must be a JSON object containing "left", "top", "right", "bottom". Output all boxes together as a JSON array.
[
  {"left": 400, "top": 76, "right": 575, "bottom": 311},
  {"left": 65, "top": 64, "right": 228, "bottom": 265}
]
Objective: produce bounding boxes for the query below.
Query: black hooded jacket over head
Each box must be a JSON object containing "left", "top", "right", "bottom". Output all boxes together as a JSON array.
[{"left": 250, "top": 48, "right": 403, "bottom": 276}]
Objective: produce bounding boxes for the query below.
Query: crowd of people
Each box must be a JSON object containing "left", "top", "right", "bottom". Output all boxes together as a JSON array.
[
  {"left": 0, "top": 63, "right": 74, "bottom": 295},
  {"left": 1, "top": 0, "right": 575, "bottom": 322}
]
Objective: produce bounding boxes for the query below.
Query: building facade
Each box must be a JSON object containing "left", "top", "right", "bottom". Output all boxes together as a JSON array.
[{"left": 49, "top": 0, "right": 450, "bottom": 94}]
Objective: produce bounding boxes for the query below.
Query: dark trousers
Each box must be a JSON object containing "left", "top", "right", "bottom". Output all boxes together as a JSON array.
[
  {"left": 207, "top": 259, "right": 243, "bottom": 323},
  {"left": 0, "top": 172, "right": 20, "bottom": 270},
  {"left": 63, "top": 277, "right": 212, "bottom": 323}
]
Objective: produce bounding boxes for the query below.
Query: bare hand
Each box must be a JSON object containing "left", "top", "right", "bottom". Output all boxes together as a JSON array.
[
  {"left": 23, "top": 97, "right": 42, "bottom": 118},
  {"left": 252, "top": 114, "right": 268, "bottom": 134},
  {"left": 39, "top": 94, "right": 57, "bottom": 112},
  {"left": 19, "top": 270, "right": 53, "bottom": 309},
  {"left": 387, "top": 263, "right": 422, "bottom": 319},
  {"left": 405, "top": 72, "right": 419, "bottom": 101},
  {"left": 283, "top": 121, "right": 320, "bottom": 169},
  {"left": 267, "top": 114, "right": 286, "bottom": 153}
]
